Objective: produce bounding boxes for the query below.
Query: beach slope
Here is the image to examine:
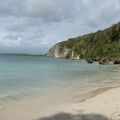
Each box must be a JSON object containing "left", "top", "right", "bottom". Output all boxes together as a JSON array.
[{"left": 39, "top": 87, "right": 120, "bottom": 120}]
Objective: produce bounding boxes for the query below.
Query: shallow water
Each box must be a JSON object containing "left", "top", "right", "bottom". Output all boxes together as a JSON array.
[{"left": 0, "top": 54, "right": 120, "bottom": 104}]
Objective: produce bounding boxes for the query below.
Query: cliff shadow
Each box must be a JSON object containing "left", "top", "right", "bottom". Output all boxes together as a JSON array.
[{"left": 37, "top": 112, "right": 110, "bottom": 120}]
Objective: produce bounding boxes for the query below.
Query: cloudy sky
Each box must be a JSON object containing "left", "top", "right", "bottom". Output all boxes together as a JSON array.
[{"left": 0, "top": 0, "right": 120, "bottom": 54}]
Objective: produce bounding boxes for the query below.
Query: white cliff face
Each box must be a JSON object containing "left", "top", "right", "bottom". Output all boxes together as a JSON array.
[
  {"left": 70, "top": 51, "right": 80, "bottom": 60},
  {"left": 47, "top": 45, "right": 60, "bottom": 57},
  {"left": 47, "top": 44, "right": 70, "bottom": 58},
  {"left": 47, "top": 44, "right": 80, "bottom": 60}
]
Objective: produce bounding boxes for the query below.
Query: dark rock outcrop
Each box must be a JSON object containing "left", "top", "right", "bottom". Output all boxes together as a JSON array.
[
  {"left": 99, "top": 58, "right": 110, "bottom": 65},
  {"left": 86, "top": 58, "right": 93, "bottom": 64},
  {"left": 112, "top": 58, "right": 120, "bottom": 64}
]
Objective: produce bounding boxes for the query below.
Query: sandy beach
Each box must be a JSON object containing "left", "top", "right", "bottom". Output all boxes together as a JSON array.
[
  {"left": 38, "top": 87, "right": 120, "bottom": 120},
  {"left": 62, "top": 87, "right": 120, "bottom": 120},
  {"left": 0, "top": 87, "right": 120, "bottom": 120}
]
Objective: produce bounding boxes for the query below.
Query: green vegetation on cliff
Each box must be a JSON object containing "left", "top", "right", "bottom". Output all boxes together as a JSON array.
[{"left": 57, "top": 22, "right": 120, "bottom": 60}]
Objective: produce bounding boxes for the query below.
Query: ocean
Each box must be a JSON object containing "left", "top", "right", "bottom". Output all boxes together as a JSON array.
[{"left": 0, "top": 54, "right": 120, "bottom": 104}]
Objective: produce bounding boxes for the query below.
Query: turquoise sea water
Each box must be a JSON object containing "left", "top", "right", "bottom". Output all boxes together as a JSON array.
[{"left": 0, "top": 54, "right": 120, "bottom": 103}]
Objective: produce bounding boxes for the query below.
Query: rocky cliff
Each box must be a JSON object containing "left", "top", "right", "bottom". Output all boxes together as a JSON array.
[{"left": 47, "top": 44, "right": 70, "bottom": 58}]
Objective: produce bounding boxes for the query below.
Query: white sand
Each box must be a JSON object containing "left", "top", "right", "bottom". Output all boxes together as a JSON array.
[
  {"left": 63, "top": 87, "right": 120, "bottom": 120},
  {"left": 0, "top": 87, "right": 120, "bottom": 120}
]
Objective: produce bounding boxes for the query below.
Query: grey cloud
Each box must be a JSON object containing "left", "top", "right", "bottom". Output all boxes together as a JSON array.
[
  {"left": 85, "top": 0, "right": 120, "bottom": 28},
  {"left": 0, "top": 0, "right": 78, "bottom": 22},
  {"left": 4, "top": 34, "right": 23, "bottom": 40},
  {"left": 7, "top": 17, "right": 44, "bottom": 32}
]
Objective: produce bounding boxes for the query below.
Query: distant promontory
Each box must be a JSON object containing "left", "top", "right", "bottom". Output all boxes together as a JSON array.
[{"left": 47, "top": 22, "right": 120, "bottom": 64}]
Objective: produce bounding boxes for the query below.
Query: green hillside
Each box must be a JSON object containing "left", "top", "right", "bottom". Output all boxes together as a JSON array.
[{"left": 57, "top": 22, "right": 120, "bottom": 61}]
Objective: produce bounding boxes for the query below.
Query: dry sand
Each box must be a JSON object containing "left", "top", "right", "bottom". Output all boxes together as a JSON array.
[
  {"left": 63, "top": 87, "right": 120, "bottom": 120},
  {"left": 0, "top": 87, "right": 120, "bottom": 120}
]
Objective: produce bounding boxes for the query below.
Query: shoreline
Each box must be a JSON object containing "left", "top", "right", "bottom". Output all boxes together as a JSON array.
[
  {"left": 0, "top": 86, "right": 120, "bottom": 120},
  {"left": 78, "top": 86, "right": 114, "bottom": 102}
]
